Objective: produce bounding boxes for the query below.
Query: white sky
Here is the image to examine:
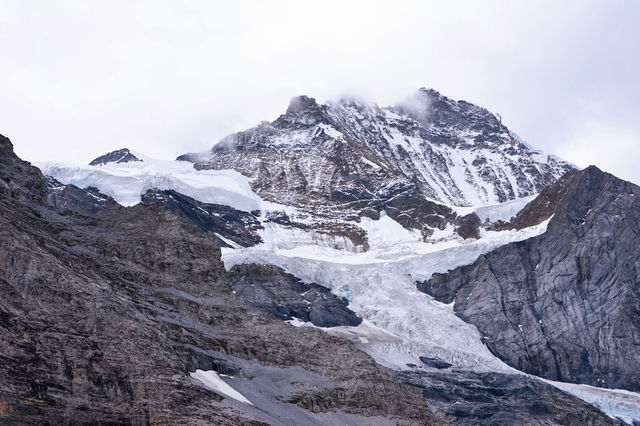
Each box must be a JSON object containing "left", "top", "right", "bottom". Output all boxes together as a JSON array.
[{"left": 2, "top": 1, "right": 639, "bottom": 183}]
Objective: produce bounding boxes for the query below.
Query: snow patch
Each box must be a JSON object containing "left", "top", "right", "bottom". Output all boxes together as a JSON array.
[
  {"left": 356, "top": 211, "right": 423, "bottom": 247},
  {"left": 473, "top": 195, "right": 536, "bottom": 223},
  {"left": 190, "top": 369, "right": 253, "bottom": 405},
  {"left": 360, "top": 156, "right": 381, "bottom": 169}
]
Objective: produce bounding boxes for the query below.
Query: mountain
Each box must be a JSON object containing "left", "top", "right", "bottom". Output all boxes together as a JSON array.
[
  {"left": 419, "top": 166, "right": 640, "bottom": 391},
  {"left": 89, "top": 148, "right": 142, "bottom": 166},
  {"left": 7, "top": 86, "right": 640, "bottom": 424},
  {"left": 178, "top": 88, "right": 572, "bottom": 243}
]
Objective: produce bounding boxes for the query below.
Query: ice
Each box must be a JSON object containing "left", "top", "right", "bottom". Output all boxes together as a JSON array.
[
  {"left": 37, "top": 156, "right": 263, "bottom": 212},
  {"left": 190, "top": 369, "right": 253, "bottom": 405},
  {"left": 223, "top": 210, "right": 640, "bottom": 422},
  {"left": 223, "top": 217, "right": 552, "bottom": 371},
  {"left": 473, "top": 195, "right": 536, "bottom": 223}
]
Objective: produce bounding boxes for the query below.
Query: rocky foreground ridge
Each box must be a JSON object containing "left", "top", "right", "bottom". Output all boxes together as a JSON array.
[{"left": 0, "top": 134, "right": 443, "bottom": 425}]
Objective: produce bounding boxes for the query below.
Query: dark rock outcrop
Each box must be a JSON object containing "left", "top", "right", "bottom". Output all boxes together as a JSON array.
[
  {"left": 419, "top": 166, "right": 640, "bottom": 391},
  {"left": 0, "top": 134, "right": 442, "bottom": 424},
  {"left": 455, "top": 213, "right": 481, "bottom": 239},
  {"left": 89, "top": 148, "right": 142, "bottom": 166},
  {"left": 227, "top": 264, "right": 362, "bottom": 327},
  {"left": 141, "top": 188, "right": 262, "bottom": 248},
  {"left": 45, "top": 176, "right": 108, "bottom": 214},
  {"left": 399, "top": 370, "right": 621, "bottom": 425},
  {"left": 0, "top": 134, "right": 47, "bottom": 203},
  {"left": 492, "top": 168, "right": 579, "bottom": 231},
  {"left": 419, "top": 357, "right": 452, "bottom": 369}
]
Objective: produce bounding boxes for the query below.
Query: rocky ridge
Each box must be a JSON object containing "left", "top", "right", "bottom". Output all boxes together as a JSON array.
[
  {"left": 0, "top": 134, "right": 442, "bottom": 425},
  {"left": 419, "top": 166, "right": 640, "bottom": 392},
  {"left": 178, "top": 89, "right": 572, "bottom": 244},
  {"left": 89, "top": 148, "right": 142, "bottom": 166}
]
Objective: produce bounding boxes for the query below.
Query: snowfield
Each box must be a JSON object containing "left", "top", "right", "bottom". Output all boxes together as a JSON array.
[{"left": 37, "top": 153, "right": 263, "bottom": 212}]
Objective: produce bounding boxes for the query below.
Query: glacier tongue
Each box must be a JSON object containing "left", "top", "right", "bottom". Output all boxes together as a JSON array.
[
  {"left": 222, "top": 211, "right": 640, "bottom": 423},
  {"left": 222, "top": 218, "right": 553, "bottom": 372}
]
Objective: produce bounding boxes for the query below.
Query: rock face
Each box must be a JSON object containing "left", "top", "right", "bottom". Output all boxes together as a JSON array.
[
  {"left": 227, "top": 264, "right": 362, "bottom": 327},
  {"left": 0, "top": 134, "right": 442, "bottom": 424},
  {"left": 140, "top": 188, "right": 263, "bottom": 248},
  {"left": 455, "top": 213, "right": 481, "bottom": 239},
  {"left": 89, "top": 148, "right": 142, "bottom": 166},
  {"left": 0, "top": 134, "right": 47, "bottom": 203},
  {"left": 399, "top": 370, "right": 621, "bottom": 425},
  {"left": 45, "top": 176, "right": 108, "bottom": 215},
  {"left": 178, "top": 88, "right": 572, "bottom": 241},
  {"left": 419, "top": 166, "right": 640, "bottom": 391}
]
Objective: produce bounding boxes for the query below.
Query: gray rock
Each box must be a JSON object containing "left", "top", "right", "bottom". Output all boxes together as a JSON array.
[
  {"left": 419, "top": 166, "right": 640, "bottom": 391},
  {"left": 141, "top": 188, "right": 263, "bottom": 247},
  {"left": 0, "top": 134, "right": 442, "bottom": 425},
  {"left": 419, "top": 357, "right": 452, "bottom": 369},
  {"left": 455, "top": 213, "right": 481, "bottom": 239},
  {"left": 227, "top": 264, "right": 362, "bottom": 327},
  {"left": 399, "top": 369, "right": 621, "bottom": 425},
  {"left": 45, "top": 176, "right": 108, "bottom": 214},
  {"left": 89, "top": 148, "right": 142, "bottom": 166}
]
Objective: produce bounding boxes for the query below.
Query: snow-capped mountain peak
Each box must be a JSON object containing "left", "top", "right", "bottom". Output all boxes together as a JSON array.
[{"left": 175, "top": 89, "right": 573, "bottom": 245}]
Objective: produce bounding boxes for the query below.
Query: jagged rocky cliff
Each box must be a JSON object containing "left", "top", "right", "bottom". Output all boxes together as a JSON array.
[
  {"left": 419, "top": 166, "right": 640, "bottom": 392},
  {"left": 0, "top": 134, "right": 442, "bottom": 425},
  {"left": 178, "top": 89, "right": 572, "bottom": 241},
  {"left": 89, "top": 148, "right": 142, "bottom": 166}
]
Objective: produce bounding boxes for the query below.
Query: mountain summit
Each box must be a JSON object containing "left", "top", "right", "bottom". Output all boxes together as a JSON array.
[{"left": 180, "top": 88, "right": 572, "bottom": 209}]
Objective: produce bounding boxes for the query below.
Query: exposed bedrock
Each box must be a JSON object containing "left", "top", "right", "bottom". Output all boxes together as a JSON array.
[
  {"left": 419, "top": 166, "right": 640, "bottom": 391},
  {"left": 399, "top": 370, "right": 621, "bottom": 425},
  {"left": 0, "top": 134, "right": 441, "bottom": 425},
  {"left": 227, "top": 263, "right": 362, "bottom": 328}
]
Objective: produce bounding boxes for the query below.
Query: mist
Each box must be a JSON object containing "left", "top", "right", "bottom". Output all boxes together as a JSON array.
[{"left": 1, "top": 0, "right": 639, "bottom": 182}]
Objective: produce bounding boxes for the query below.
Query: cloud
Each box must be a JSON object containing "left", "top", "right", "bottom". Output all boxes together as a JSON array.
[{"left": 0, "top": 0, "right": 638, "bottom": 183}]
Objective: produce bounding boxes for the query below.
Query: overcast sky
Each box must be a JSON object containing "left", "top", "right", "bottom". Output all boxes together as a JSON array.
[{"left": 2, "top": 1, "right": 639, "bottom": 183}]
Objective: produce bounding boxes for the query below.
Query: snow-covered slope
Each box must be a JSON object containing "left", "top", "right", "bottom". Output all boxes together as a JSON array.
[
  {"left": 37, "top": 152, "right": 264, "bottom": 213},
  {"left": 181, "top": 88, "right": 573, "bottom": 210}
]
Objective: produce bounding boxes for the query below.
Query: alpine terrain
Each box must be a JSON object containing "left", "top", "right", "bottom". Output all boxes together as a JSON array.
[{"left": 3, "top": 88, "right": 640, "bottom": 425}]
